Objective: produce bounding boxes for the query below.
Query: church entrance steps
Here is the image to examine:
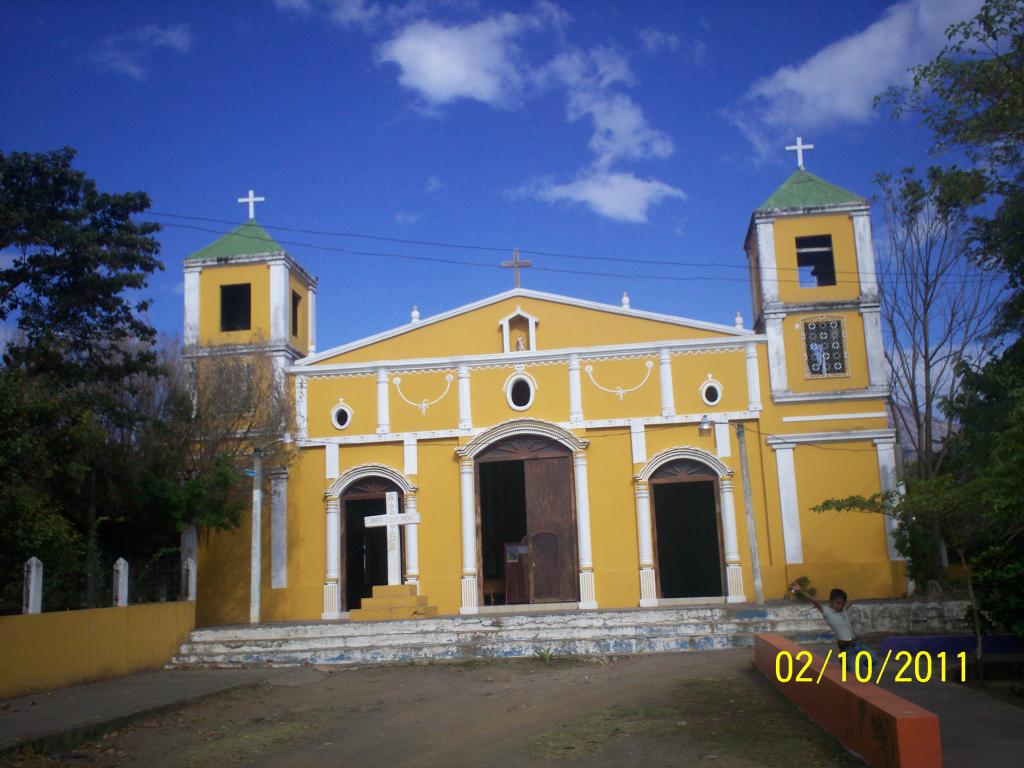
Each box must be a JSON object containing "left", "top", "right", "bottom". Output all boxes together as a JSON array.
[
  {"left": 171, "top": 601, "right": 968, "bottom": 669},
  {"left": 347, "top": 584, "right": 439, "bottom": 622}
]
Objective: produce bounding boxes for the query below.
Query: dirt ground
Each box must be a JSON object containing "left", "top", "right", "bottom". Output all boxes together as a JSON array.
[{"left": 4, "top": 650, "right": 860, "bottom": 768}]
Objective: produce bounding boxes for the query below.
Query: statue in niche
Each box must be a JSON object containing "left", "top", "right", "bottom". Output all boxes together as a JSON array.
[{"left": 516, "top": 335, "right": 527, "bottom": 351}]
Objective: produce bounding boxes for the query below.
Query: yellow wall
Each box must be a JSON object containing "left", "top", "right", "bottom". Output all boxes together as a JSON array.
[
  {"left": 318, "top": 297, "right": 727, "bottom": 364},
  {"left": 199, "top": 263, "right": 271, "bottom": 346},
  {"left": 0, "top": 601, "right": 195, "bottom": 699},
  {"left": 773, "top": 214, "right": 861, "bottom": 303}
]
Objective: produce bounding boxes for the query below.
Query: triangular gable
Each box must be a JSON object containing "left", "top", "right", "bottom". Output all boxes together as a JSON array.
[{"left": 298, "top": 289, "right": 749, "bottom": 367}]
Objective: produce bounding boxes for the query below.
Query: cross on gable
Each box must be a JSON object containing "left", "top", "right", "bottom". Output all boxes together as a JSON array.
[
  {"left": 237, "top": 189, "right": 265, "bottom": 220},
  {"left": 785, "top": 137, "right": 814, "bottom": 170},
  {"left": 364, "top": 491, "right": 420, "bottom": 586},
  {"left": 500, "top": 248, "right": 532, "bottom": 288}
]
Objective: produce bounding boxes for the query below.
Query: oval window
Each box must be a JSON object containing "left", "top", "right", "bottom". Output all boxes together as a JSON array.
[
  {"left": 331, "top": 403, "right": 353, "bottom": 430},
  {"left": 700, "top": 379, "right": 723, "bottom": 406},
  {"left": 506, "top": 375, "right": 534, "bottom": 410}
]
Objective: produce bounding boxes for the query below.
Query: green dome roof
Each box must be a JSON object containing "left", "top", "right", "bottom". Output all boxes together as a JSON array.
[
  {"left": 758, "top": 169, "right": 864, "bottom": 211},
  {"left": 187, "top": 220, "right": 284, "bottom": 260}
]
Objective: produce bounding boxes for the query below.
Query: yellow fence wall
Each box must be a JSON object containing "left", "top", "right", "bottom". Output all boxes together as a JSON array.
[{"left": 0, "top": 601, "right": 196, "bottom": 699}]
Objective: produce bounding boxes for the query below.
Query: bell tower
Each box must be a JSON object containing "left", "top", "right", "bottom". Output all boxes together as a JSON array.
[
  {"left": 743, "top": 166, "right": 887, "bottom": 401},
  {"left": 182, "top": 193, "right": 317, "bottom": 380}
]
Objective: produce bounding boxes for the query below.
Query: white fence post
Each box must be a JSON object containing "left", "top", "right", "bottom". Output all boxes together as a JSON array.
[
  {"left": 184, "top": 558, "right": 197, "bottom": 602},
  {"left": 23, "top": 557, "right": 43, "bottom": 614},
  {"left": 113, "top": 558, "right": 129, "bottom": 607}
]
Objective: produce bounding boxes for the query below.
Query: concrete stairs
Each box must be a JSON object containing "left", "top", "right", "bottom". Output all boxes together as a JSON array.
[
  {"left": 171, "top": 603, "right": 835, "bottom": 668},
  {"left": 349, "top": 584, "right": 439, "bottom": 622}
]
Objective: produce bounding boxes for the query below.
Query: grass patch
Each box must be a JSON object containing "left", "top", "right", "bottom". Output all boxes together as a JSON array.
[{"left": 529, "top": 705, "right": 676, "bottom": 759}]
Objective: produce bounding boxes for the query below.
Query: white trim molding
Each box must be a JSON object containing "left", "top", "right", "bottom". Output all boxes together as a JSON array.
[
  {"left": 771, "top": 442, "right": 804, "bottom": 564},
  {"left": 636, "top": 445, "right": 733, "bottom": 481},
  {"left": 325, "top": 463, "right": 416, "bottom": 500},
  {"left": 456, "top": 418, "right": 588, "bottom": 458},
  {"left": 771, "top": 386, "right": 890, "bottom": 404},
  {"left": 298, "top": 287, "right": 753, "bottom": 366},
  {"left": 499, "top": 305, "right": 539, "bottom": 352},
  {"left": 765, "top": 428, "right": 896, "bottom": 446},
  {"left": 504, "top": 369, "right": 537, "bottom": 411},
  {"left": 781, "top": 411, "right": 887, "bottom": 423},
  {"left": 183, "top": 269, "right": 200, "bottom": 346}
]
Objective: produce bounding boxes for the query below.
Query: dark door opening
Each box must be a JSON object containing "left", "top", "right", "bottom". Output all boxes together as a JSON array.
[
  {"left": 343, "top": 497, "right": 390, "bottom": 610},
  {"left": 652, "top": 480, "right": 724, "bottom": 598},
  {"left": 479, "top": 461, "right": 527, "bottom": 605},
  {"left": 477, "top": 436, "right": 579, "bottom": 606}
]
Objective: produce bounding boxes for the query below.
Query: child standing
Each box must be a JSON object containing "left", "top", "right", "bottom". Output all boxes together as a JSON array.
[{"left": 789, "top": 582, "right": 874, "bottom": 667}]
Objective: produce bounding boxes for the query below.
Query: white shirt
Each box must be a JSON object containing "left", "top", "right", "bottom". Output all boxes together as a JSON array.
[{"left": 821, "top": 606, "right": 854, "bottom": 642}]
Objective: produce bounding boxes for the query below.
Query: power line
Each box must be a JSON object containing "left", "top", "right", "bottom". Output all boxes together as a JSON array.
[{"left": 149, "top": 219, "right": 999, "bottom": 287}]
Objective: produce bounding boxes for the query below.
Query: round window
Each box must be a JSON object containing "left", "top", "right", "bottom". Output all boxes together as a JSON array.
[
  {"left": 506, "top": 375, "right": 535, "bottom": 410},
  {"left": 331, "top": 402, "right": 353, "bottom": 430},
  {"left": 700, "top": 378, "right": 723, "bottom": 406}
]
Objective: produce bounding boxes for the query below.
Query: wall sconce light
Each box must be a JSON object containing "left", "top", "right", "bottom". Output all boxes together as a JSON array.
[{"left": 699, "top": 415, "right": 712, "bottom": 432}]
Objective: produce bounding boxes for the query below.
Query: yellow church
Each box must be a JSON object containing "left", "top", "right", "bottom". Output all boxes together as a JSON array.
[{"left": 183, "top": 169, "right": 903, "bottom": 628}]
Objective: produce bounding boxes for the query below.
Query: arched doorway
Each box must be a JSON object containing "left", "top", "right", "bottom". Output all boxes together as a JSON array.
[
  {"left": 476, "top": 435, "right": 579, "bottom": 606},
  {"left": 650, "top": 459, "right": 726, "bottom": 599},
  {"left": 340, "top": 476, "right": 404, "bottom": 610}
]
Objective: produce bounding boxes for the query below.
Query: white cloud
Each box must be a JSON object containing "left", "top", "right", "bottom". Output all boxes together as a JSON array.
[
  {"left": 394, "top": 210, "right": 421, "bottom": 225},
  {"left": 690, "top": 40, "right": 706, "bottom": 67},
  {"left": 520, "top": 171, "right": 685, "bottom": 223},
  {"left": 89, "top": 23, "right": 191, "bottom": 81},
  {"left": 327, "top": 0, "right": 382, "bottom": 28},
  {"left": 637, "top": 28, "right": 680, "bottom": 53},
  {"left": 377, "top": 14, "right": 531, "bottom": 107},
  {"left": 730, "top": 0, "right": 981, "bottom": 158},
  {"left": 425, "top": 175, "right": 442, "bottom": 193}
]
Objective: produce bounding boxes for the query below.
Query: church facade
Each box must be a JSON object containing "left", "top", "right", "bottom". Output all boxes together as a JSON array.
[{"left": 184, "top": 169, "right": 904, "bottom": 627}]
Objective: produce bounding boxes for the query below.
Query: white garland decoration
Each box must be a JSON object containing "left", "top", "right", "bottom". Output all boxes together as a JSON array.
[
  {"left": 584, "top": 360, "right": 654, "bottom": 400},
  {"left": 392, "top": 373, "right": 454, "bottom": 414}
]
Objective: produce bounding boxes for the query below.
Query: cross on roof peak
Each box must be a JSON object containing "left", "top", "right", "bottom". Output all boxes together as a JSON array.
[
  {"left": 785, "top": 136, "right": 815, "bottom": 170},
  {"left": 237, "top": 189, "right": 265, "bottom": 220},
  {"left": 500, "top": 248, "right": 532, "bottom": 288}
]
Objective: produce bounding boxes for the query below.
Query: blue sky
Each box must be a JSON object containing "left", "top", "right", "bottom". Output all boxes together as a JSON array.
[{"left": 0, "top": 0, "right": 982, "bottom": 349}]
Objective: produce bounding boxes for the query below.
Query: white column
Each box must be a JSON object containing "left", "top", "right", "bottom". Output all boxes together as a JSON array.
[
  {"left": 851, "top": 210, "right": 879, "bottom": 299},
  {"left": 658, "top": 349, "right": 676, "bottom": 418},
  {"left": 875, "top": 438, "right": 903, "bottom": 560},
  {"left": 745, "top": 342, "right": 763, "bottom": 411},
  {"left": 249, "top": 451, "right": 263, "bottom": 625},
  {"left": 765, "top": 314, "right": 788, "bottom": 393},
  {"left": 629, "top": 420, "right": 647, "bottom": 464},
  {"left": 325, "top": 443, "right": 339, "bottom": 479},
  {"left": 376, "top": 369, "right": 390, "bottom": 434},
  {"left": 269, "top": 260, "right": 289, "bottom": 342},
  {"left": 756, "top": 219, "right": 779, "bottom": 303},
  {"left": 183, "top": 268, "right": 200, "bottom": 346},
  {"left": 322, "top": 497, "right": 341, "bottom": 619},
  {"left": 863, "top": 306, "right": 887, "bottom": 388},
  {"left": 113, "top": 558, "right": 129, "bottom": 607},
  {"left": 772, "top": 443, "right": 804, "bottom": 564},
  {"left": 307, "top": 287, "right": 317, "bottom": 353},
  {"left": 404, "top": 493, "right": 420, "bottom": 590},
  {"left": 270, "top": 469, "right": 288, "bottom": 589},
  {"left": 23, "top": 557, "right": 42, "bottom": 614},
  {"left": 714, "top": 420, "right": 732, "bottom": 458},
  {"left": 568, "top": 354, "right": 584, "bottom": 424},
  {"left": 574, "top": 452, "right": 597, "bottom": 609},
  {"left": 718, "top": 479, "right": 745, "bottom": 603},
  {"left": 634, "top": 481, "right": 658, "bottom": 607},
  {"left": 183, "top": 557, "right": 197, "bottom": 602},
  {"left": 457, "top": 365, "right": 472, "bottom": 429},
  {"left": 295, "top": 376, "right": 308, "bottom": 441},
  {"left": 459, "top": 457, "right": 479, "bottom": 614}
]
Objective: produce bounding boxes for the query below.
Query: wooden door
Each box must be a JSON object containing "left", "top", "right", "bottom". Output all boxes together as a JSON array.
[{"left": 524, "top": 456, "right": 578, "bottom": 603}]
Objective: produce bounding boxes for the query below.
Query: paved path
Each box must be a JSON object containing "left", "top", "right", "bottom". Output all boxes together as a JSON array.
[{"left": 0, "top": 668, "right": 277, "bottom": 755}]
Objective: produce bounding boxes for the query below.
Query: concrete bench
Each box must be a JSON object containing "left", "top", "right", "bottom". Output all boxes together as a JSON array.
[{"left": 753, "top": 633, "right": 942, "bottom": 768}]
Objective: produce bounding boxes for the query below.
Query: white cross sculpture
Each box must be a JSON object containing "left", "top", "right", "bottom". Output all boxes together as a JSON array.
[
  {"left": 237, "top": 189, "right": 265, "bottom": 220},
  {"left": 364, "top": 491, "right": 420, "bottom": 586},
  {"left": 785, "top": 137, "right": 814, "bottom": 170}
]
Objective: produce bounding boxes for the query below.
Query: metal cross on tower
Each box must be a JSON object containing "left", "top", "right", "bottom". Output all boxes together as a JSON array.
[
  {"left": 237, "top": 189, "right": 265, "bottom": 220},
  {"left": 785, "top": 137, "right": 814, "bottom": 170},
  {"left": 501, "top": 248, "right": 532, "bottom": 288}
]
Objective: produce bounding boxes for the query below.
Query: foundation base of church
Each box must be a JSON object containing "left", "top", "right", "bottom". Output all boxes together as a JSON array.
[{"left": 349, "top": 584, "right": 439, "bottom": 622}]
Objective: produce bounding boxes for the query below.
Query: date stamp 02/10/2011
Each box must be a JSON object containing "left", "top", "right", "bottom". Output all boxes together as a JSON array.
[{"left": 773, "top": 649, "right": 969, "bottom": 685}]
